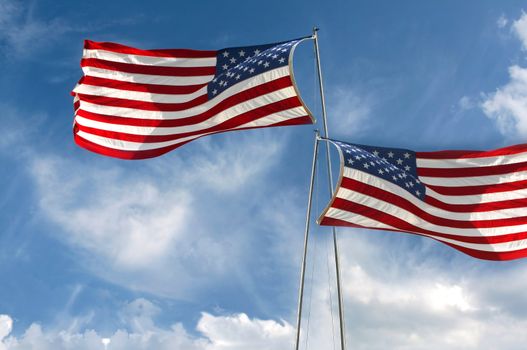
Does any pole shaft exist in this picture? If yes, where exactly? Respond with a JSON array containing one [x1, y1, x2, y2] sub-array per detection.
[[313, 27, 347, 350], [295, 131, 320, 350]]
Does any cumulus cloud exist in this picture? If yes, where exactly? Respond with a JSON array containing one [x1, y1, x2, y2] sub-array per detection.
[[297, 231, 527, 350], [513, 12, 527, 50], [482, 13, 527, 138], [0, 300, 293, 350]]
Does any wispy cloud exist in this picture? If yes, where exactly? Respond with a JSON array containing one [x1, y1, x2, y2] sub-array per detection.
[[0, 0, 73, 58], [28, 133, 289, 299], [327, 86, 373, 138]]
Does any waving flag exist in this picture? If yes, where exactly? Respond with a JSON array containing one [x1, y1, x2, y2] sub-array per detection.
[[72, 38, 314, 159], [318, 139, 527, 261]]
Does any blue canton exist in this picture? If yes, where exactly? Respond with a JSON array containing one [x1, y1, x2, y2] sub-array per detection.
[[207, 39, 299, 99], [334, 141, 426, 200]]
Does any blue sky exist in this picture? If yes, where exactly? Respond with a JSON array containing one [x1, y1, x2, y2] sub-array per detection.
[[2, 0, 527, 349]]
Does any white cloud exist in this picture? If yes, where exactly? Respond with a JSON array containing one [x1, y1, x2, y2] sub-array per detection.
[[292, 229, 527, 350], [0, 0, 73, 58], [327, 86, 372, 137], [0, 315, 12, 350], [481, 65, 527, 138], [0, 300, 293, 350], [512, 12, 527, 50], [497, 15, 508, 29], [481, 13, 527, 138], [28, 133, 289, 299]]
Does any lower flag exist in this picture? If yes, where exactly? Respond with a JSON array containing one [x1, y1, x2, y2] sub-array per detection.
[[318, 139, 527, 261]]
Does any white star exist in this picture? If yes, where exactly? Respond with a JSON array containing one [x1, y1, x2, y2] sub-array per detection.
[[212, 77, 217, 83], [347, 159, 354, 165], [219, 80, 224, 86], [235, 74, 241, 80], [416, 190, 421, 196], [278, 57, 285, 63], [345, 150, 351, 154], [230, 57, 236, 64], [370, 161, 375, 166], [212, 89, 218, 95], [239, 50, 245, 57], [378, 169, 384, 175], [222, 64, 228, 70], [409, 182, 414, 187], [222, 51, 229, 57], [384, 168, 390, 172], [396, 158, 403, 165], [392, 175, 398, 181], [373, 150, 379, 156], [388, 151, 394, 158], [249, 68, 255, 74], [263, 61, 270, 68], [405, 183, 410, 188], [355, 155, 361, 160], [382, 157, 387, 162], [254, 49, 261, 55], [404, 165, 411, 171], [243, 67, 248, 71], [402, 173, 407, 178], [272, 54, 278, 59], [258, 60, 263, 65], [363, 163, 370, 169], [404, 152, 410, 159]]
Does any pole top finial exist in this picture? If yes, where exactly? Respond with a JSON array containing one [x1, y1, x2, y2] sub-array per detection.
[[313, 26, 319, 32]]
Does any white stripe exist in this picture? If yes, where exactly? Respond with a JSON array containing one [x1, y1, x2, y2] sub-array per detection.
[[75, 67, 292, 120], [419, 171, 527, 187], [73, 84, 208, 103], [84, 49, 216, 67], [324, 208, 527, 253], [425, 186, 527, 205], [75, 109, 307, 152], [417, 151, 527, 169], [81, 66, 214, 86], [333, 172, 527, 237], [341, 168, 527, 220], [75, 104, 306, 136]]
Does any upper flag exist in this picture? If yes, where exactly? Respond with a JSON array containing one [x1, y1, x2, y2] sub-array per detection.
[[72, 38, 314, 159], [318, 139, 527, 261]]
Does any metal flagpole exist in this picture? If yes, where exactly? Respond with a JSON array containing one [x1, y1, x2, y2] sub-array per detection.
[[295, 130, 320, 350], [313, 27, 347, 350]]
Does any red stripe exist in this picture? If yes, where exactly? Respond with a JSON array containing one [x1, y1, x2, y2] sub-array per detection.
[[74, 115, 311, 160], [416, 143, 527, 159], [425, 179, 527, 195], [80, 76, 207, 94], [424, 195, 527, 213], [417, 161, 527, 178], [84, 40, 217, 58], [81, 58, 216, 77], [75, 96, 303, 143], [75, 76, 294, 127], [77, 92, 208, 112], [319, 217, 527, 261], [340, 177, 527, 228], [328, 197, 527, 245]]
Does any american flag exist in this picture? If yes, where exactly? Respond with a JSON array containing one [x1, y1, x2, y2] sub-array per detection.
[[72, 38, 314, 159], [318, 139, 527, 261]]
